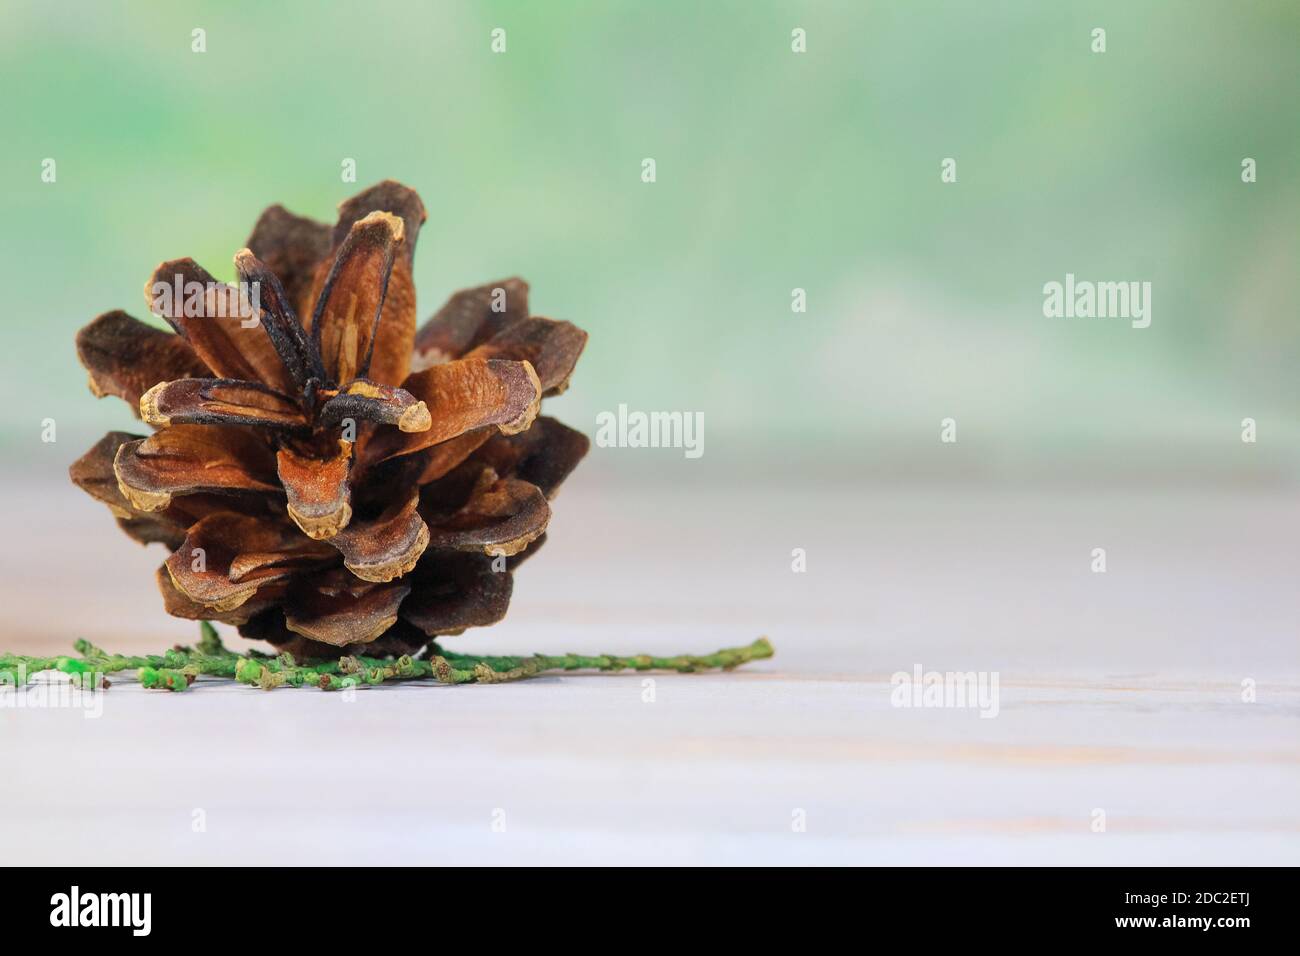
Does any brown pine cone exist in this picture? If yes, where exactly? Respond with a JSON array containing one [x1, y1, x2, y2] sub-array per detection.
[[69, 180, 588, 658]]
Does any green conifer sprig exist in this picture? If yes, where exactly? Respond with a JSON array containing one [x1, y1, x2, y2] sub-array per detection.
[[0, 623, 774, 693]]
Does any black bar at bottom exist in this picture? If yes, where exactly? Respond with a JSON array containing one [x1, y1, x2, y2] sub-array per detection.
[[9, 866, 1283, 941]]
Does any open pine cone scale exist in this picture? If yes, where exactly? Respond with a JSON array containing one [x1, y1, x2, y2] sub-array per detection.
[[70, 180, 588, 658]]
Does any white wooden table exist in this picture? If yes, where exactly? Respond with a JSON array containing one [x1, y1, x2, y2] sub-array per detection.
[[3, 469, 1297, 864]]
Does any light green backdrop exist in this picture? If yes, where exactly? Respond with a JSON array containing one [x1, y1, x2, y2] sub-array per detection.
[[1, 1, 1296, 480]]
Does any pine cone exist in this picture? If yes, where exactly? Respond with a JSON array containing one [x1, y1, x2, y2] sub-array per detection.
[[70, 181, 588, 658]]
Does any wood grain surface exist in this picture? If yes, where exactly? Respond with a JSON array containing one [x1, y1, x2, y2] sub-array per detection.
[[3, 469, 1297, 864]]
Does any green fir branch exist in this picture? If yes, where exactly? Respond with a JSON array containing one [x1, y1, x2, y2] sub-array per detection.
[[0, 624, 774, 693]]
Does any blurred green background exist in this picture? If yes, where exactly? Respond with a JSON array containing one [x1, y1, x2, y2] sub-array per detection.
[[1, 0, 1296, 482]]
